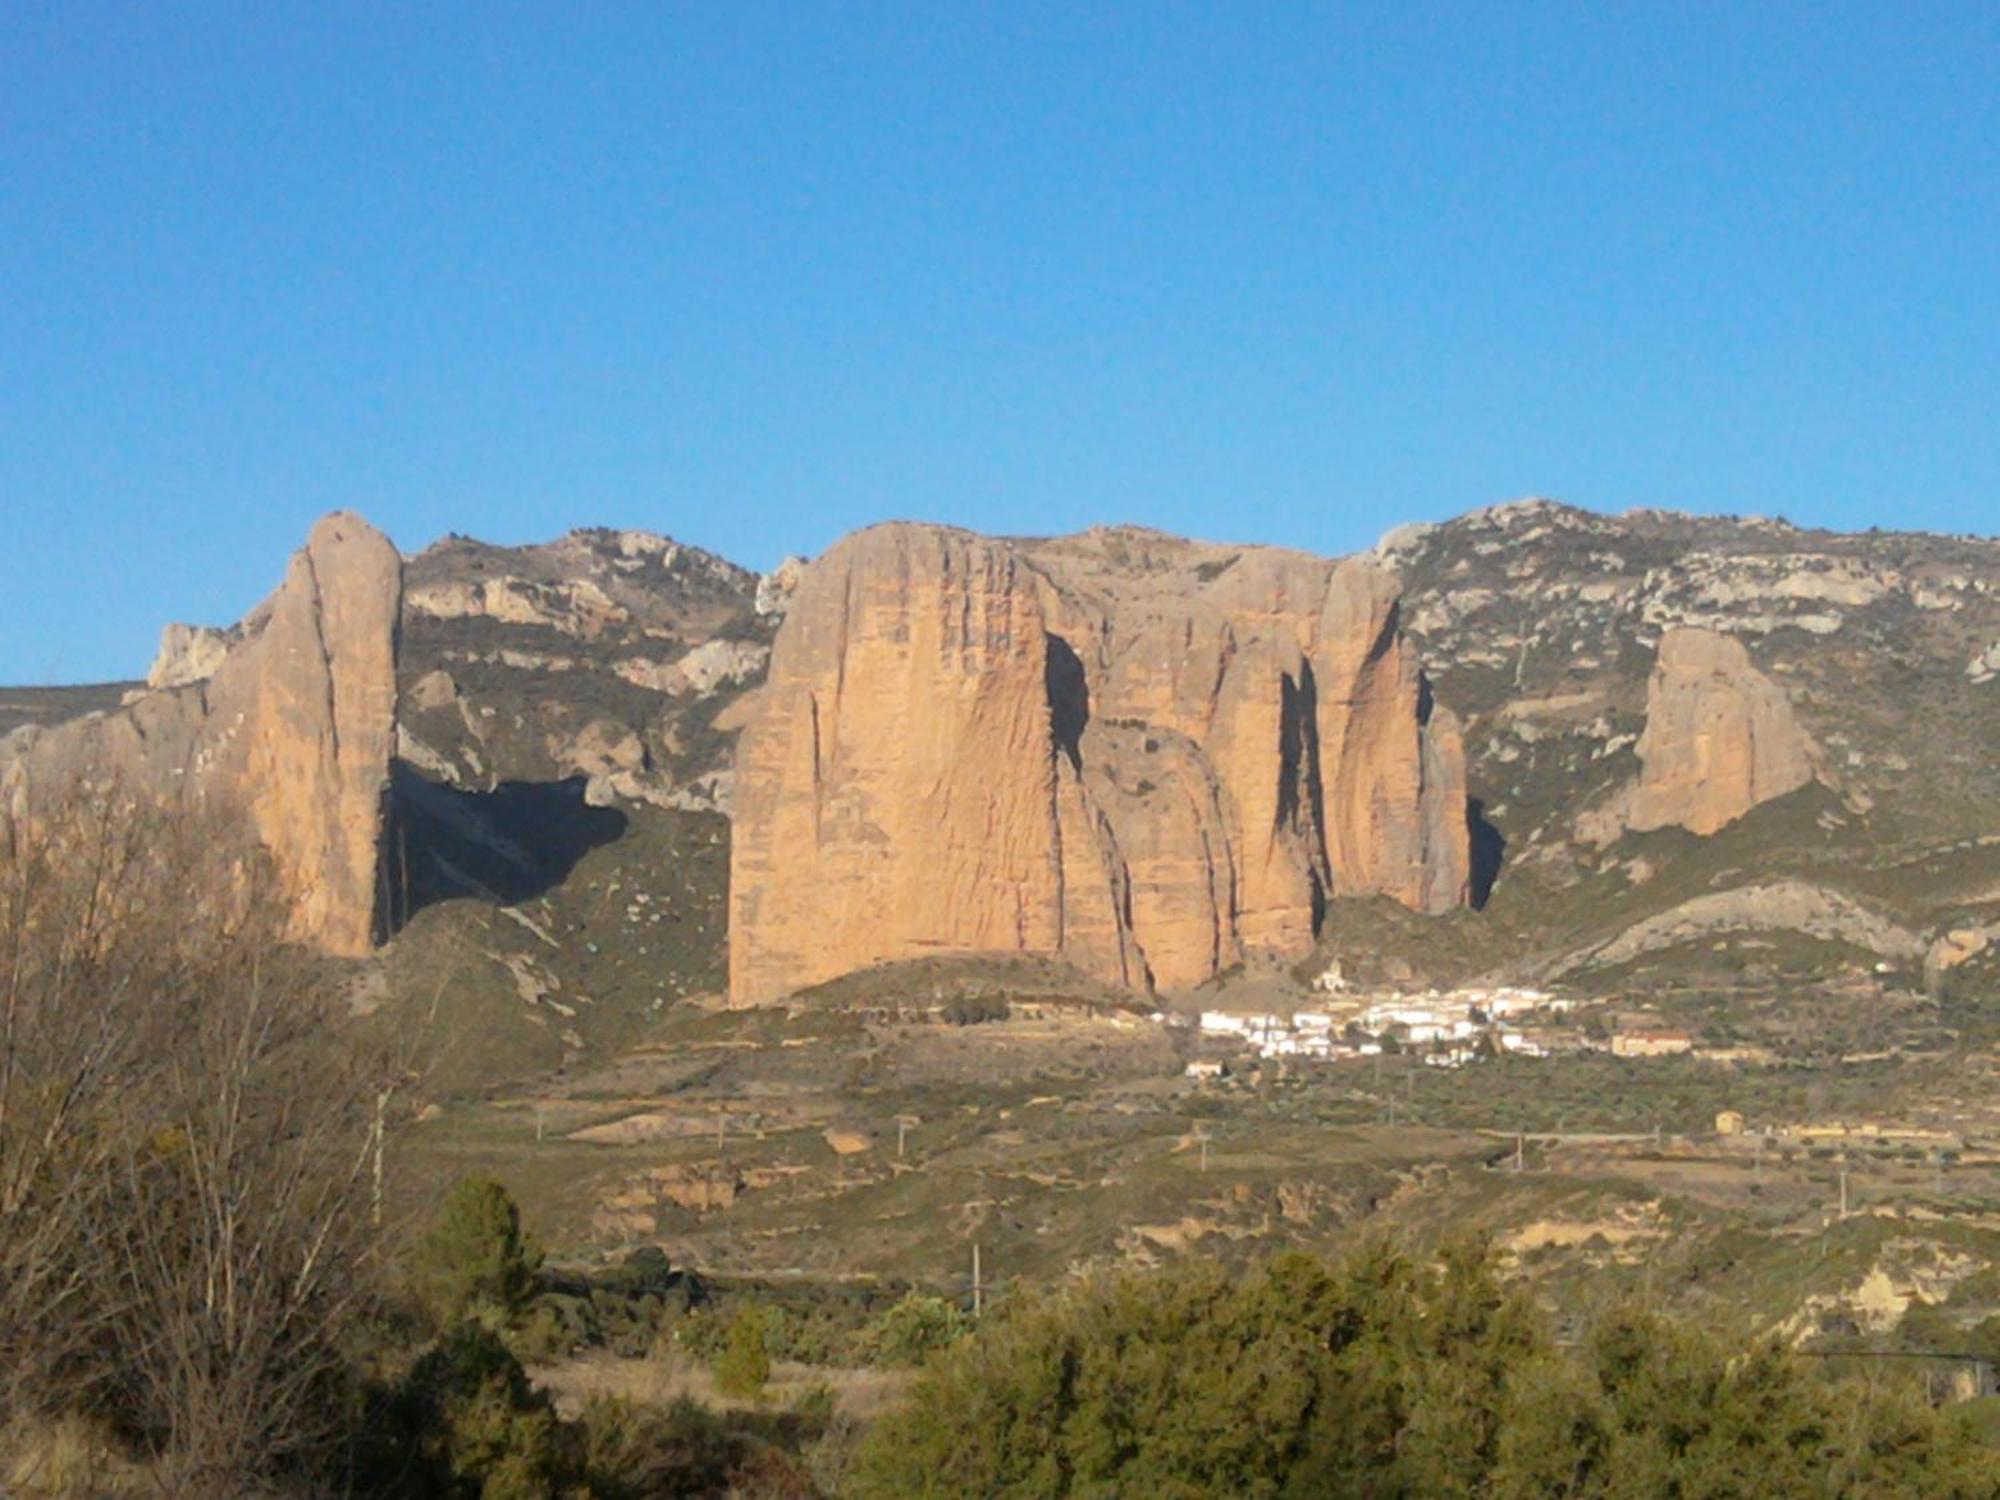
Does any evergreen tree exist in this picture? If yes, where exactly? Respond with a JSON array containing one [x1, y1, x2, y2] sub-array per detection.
[[713, 1304, 773, 1401], [416, 1175, 543, 1328]]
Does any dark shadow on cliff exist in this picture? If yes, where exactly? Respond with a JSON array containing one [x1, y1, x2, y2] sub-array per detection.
[[379, 760, 628, 934], [1468, 797, 1506, 910], [1278, 660, 1330, 930], [1046, 634, 1089, 772]]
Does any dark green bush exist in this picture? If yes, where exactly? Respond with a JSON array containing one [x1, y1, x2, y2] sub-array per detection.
[[940, 994, 1011, 1026], [849, 1239, 2000, 1499], [867, 1293, 972, 1367], [714, 1305, 773, 1401], [416, 1175, 543, 1328], [579, 1394, 736, 1499], [388, 1322, 587, 1499]]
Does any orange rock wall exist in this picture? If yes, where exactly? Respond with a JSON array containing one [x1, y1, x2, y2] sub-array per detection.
[[728, 523, 1471, 1004], [1623, 625, 1819, 836], [3, 513, 401, 955]]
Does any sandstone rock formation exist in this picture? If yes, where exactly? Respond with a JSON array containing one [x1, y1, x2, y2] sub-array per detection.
[[728, 523, 1471, 1004], [1313, 559, 1472, 916], [1580, 626, 1818, 842], [2, 513, 401, 955]]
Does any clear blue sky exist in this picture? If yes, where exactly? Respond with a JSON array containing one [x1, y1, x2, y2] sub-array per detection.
[[3, 3, 1995, 683]]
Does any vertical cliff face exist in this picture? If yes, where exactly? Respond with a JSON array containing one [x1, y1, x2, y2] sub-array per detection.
[[229, 513, 404, 953], [1312, 559, 1471, 915], [727, 523, 1471, 1004], [728, 526, 1099, 1005], [2, 512, 402, 956], [1622, 626, 1819, 835]]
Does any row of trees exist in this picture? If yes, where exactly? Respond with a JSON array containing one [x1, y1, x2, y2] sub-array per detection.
[[850, 1240, 2000, 1498], [370, 1184, 2000, 1498]]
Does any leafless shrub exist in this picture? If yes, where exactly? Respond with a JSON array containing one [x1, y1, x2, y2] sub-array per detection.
[[0, 780, 400, 1492]]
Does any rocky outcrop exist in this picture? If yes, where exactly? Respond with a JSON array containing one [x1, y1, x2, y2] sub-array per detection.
[[2, 513, 401, 955], [1926, 923, 1999, 991], [728, 527, 1102, 1005], [1313, 560, 1471, 915], [1581, 627, 1818, 841], [1628, 627, 1819, 834], [756, 556, 808, 618], [613, 639, 769, 696], [1565, 880, 1923, 973], [146, 622, 238, 688], [393, 527, 771, 807], [727, 523, 1471, 1004], [405, 574, 626, 637], [403, 529, 757, 641]]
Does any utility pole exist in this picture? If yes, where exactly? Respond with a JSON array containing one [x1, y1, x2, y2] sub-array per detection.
[[972, 1244, 984, 1318], [898, 1118, 910, 1158], [1515, 1133, 1525, 1173], [1839, 1165, 1850, 1220], [716, 1106, 725, 1153], [535, 1106, 545, 1143], [1199, 1132, 1210, 1173]]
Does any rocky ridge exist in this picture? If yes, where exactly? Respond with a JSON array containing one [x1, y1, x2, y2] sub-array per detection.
[[1362, 498, 1999, 994], [390, 527, 773, 815], [6, 498, 1996, 1065]]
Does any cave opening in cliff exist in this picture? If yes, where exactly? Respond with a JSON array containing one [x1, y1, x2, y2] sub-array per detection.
[[1045, 634, 1088, 772], [1468, 797, 1505, 910]]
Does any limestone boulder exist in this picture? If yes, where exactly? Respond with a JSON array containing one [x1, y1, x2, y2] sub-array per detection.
[[613, 639, 769, 696], [146, 621, 238, 688], [1926, 924, 1998, 991], [756, 555, 809, 618]]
